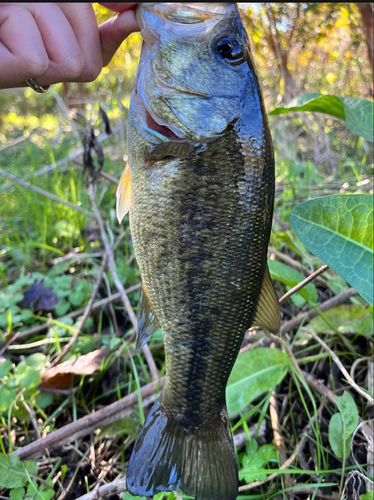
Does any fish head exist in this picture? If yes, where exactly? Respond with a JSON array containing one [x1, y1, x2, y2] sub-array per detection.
[[132, 2, 264, 150]]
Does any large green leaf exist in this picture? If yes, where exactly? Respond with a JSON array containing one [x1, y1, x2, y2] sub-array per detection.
[[226, 348, 287, 417], [289, 194, 374, 305], [269, 93, 374, 142], [306, 304, 373, 337], [0, 455, 38, 488]]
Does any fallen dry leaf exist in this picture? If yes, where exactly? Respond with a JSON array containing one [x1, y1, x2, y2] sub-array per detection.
[[40, 347, 110, 390], [19, 281, 61, 311]]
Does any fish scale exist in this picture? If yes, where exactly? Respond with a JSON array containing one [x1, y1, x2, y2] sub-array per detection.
[[117, 3, 280, 499]]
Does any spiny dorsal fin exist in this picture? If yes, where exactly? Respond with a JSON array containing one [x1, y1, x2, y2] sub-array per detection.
[[116, 163, 131, 223], [135, 281, 160, 355], [253, 265, 280, 334]]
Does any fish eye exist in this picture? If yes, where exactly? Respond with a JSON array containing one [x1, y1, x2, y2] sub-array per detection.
[[215, 35, 244, 65]]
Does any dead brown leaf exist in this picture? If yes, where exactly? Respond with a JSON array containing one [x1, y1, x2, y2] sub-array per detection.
[[40, 347, 110, 390]]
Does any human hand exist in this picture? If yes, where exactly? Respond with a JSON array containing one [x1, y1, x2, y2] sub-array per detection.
[[0, 2, 139, 89]]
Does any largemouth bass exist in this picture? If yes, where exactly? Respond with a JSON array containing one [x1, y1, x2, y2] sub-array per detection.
[[116, 3, 280, 499]]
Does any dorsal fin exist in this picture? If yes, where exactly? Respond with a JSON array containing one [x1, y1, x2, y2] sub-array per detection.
[[116, 163, 131, 223], [135, 281, 160, 355], [253, 265, 280, 334]]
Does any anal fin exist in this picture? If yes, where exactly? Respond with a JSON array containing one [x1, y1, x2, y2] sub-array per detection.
[[253, 265, 281, 334], [135, 281, 160, 354]]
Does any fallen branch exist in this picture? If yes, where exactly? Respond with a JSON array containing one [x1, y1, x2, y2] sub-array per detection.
[[0, 168, 94, 218], [280, 287, 358, 334], [13, 377, 165, 460]]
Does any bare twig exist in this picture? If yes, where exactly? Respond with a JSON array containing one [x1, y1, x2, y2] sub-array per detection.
[[268, 247, 327, 286], [88, 183, 159, 381], [100, 269, 119, 336], [285, 485, 338, 500], [20, 395, 41, 441], [50, 251, 103, 265], [13, 377, 165, 460], [72, 159, 118, 185], [279, 264, 329, 305], [304, 370, 335, 403], [141, 344, 159, 382], [269, 393, 291, 493], [0, 168, 94, 218], [351, 419, 374, 492], [0, 125, 122, 194], [49, 254, 108, 367], [71, 475, 128, 500], [306, 329, 374, 405], [350, 356, 372, 383], [57, 447, 91, 500], [88, 184, 137, 329], [0, 128, 47, 152]]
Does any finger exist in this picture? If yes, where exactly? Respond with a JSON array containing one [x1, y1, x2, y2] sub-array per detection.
[[0, 5, 49, 86], [58, 3, 102, 82], [99, 8, 140, 67], [28, 3, 85, 85], [98, 3, 138, 13]]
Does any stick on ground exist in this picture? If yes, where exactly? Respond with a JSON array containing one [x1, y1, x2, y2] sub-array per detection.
[[13, 377, 165, 460]]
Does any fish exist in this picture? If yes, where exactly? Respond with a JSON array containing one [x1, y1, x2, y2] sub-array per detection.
[[116, 3, 280, 499]]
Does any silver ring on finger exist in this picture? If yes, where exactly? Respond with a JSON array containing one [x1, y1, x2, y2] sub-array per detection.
[[25, 78, 50, 94]]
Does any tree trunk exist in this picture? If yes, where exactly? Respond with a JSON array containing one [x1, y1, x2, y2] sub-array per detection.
[[358, 3, 374, 82]]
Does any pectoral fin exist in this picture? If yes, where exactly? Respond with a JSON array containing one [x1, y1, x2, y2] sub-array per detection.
[[147, 141, 192, 161], [135, 281, 160, 354], [116, 163, 131, 223], [253, 265, 280, 334]]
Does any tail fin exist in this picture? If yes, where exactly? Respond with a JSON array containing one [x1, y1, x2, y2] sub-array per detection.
[[126, 400, 238, 500]]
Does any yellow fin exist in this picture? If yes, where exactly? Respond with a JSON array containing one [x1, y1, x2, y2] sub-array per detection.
[[253, 265, 280, 334], [135, 281, 160, 355], [116, 163, 131, 223]]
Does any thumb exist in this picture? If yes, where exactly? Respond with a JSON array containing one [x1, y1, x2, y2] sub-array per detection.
[[99, 8, 140, 67]]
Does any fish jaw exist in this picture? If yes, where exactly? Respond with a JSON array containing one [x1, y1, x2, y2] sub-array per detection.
[[133, 2, 258, 143]]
